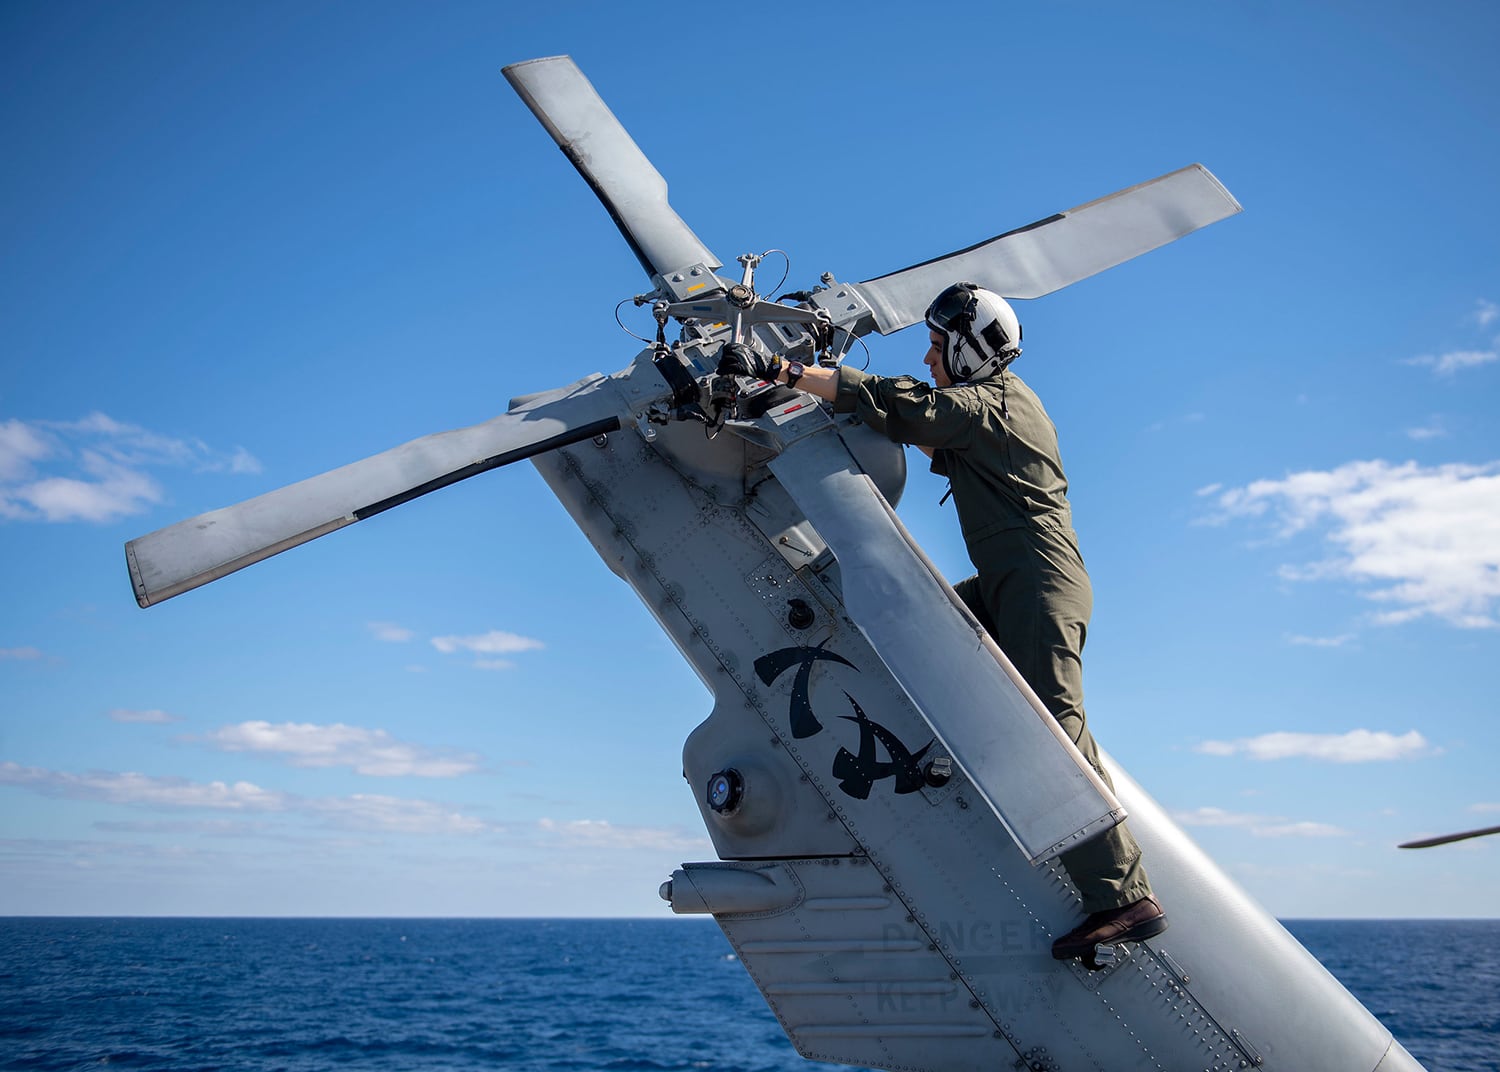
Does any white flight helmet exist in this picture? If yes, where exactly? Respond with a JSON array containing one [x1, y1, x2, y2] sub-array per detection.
[[924, 282, 1022, 383]]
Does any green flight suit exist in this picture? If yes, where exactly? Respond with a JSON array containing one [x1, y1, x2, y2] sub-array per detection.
[[833, 365, 1153, 913]]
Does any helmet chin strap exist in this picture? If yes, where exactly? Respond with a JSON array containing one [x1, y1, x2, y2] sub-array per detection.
[[942, 338, 963, 384]]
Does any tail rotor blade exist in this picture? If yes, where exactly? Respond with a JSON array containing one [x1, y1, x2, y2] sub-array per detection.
[[1399, 824, 1500, 849], [503, 56, 719, 281], [849, 164, 1242, 335], [125, 376, 624, 608]]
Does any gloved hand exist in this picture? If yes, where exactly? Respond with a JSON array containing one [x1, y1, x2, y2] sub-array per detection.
[[717, 342, 781, 381]]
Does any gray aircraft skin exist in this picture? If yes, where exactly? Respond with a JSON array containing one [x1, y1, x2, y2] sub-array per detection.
[[125, 56, 1426, 1072]]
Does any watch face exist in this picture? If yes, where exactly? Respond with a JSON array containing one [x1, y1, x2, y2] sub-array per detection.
[[788, 361, 805, 376]]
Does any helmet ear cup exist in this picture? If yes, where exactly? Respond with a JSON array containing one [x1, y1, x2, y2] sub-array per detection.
[[980, 319, 1011, 356]]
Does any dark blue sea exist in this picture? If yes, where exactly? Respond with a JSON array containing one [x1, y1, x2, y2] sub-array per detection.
[[1, 918, 1495, 1072]]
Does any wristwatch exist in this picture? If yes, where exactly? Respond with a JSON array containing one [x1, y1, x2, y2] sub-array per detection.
[[785, 361, 805, 390]]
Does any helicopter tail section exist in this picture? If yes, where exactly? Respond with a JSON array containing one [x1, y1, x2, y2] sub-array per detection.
[[662, 858, 1016, 1070], [769, 428, 1124, 865]]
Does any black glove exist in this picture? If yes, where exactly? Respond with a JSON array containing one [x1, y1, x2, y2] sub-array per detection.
[[717, 342, 780, 381]]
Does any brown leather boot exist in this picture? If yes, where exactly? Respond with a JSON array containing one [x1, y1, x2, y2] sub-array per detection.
[[1051, 896, 1168, 961]]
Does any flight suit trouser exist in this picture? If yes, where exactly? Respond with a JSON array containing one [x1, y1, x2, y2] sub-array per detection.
[[953, 526, 1154, 914]]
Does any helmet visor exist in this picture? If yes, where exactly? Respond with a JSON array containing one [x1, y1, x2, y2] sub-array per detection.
[[924, 283, 979, 332]]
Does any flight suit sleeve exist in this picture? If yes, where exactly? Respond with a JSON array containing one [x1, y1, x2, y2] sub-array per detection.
[[832, 367, 980, 451]]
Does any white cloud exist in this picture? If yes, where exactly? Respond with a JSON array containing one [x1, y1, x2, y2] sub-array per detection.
[[537, 817, 710, 853], [194, 720, 480, 777], [1250, 821, 1348, 838], [367, 621, 415, 643], [1398, 301, 1500, 376], [0, 762, 287, 810], [0, 762, 492, 835], [107, 708, 180, 724], [1404, 418, 1446, 441], [0, 836, 224, 868], [0, 413, 261, 524], [1403, 349, 1498, 376], [1172, 806, 1348, 838], [1470, 802, 1500, 814], [226, 446, 262, 475], [0, 418, 52, 480], [4, 450, 164, 522], [0, 646, 45, 660], [1285, 633, 1355, 648], [93, 818, 274, 837], [311, 794, 491, 834], [1174, 806, 1268, 827], [1147, 413, 1207, 433], [1194, 729, 1434, 763], [1208, 459, 1500, 628], [431, 630, 544, 655], [405, 629, 548, 669]]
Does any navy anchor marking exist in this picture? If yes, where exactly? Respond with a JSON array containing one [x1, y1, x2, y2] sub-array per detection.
[[832, 692, 931, 799], [756, 645, 934, 800], [754, 641, 854, 740]]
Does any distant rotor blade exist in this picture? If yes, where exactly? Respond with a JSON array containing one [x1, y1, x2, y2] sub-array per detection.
[[769, 431, 1123, 865], [1399, 824, 1500, 849], [848, 164, 1242, 335], [503, 55, 720, 280], [125, 376, 625, 608]]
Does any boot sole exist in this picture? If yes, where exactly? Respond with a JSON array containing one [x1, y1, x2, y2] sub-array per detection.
[[1115, 915, 1169, 945], [1051, 915, 1169, 960]]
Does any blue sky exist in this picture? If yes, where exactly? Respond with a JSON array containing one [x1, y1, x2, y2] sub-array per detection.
[[2, 1, 1497, 919]]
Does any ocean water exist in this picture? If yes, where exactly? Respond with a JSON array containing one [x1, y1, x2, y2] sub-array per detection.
[[1284, 920, 1498, 1072], [1, 918, 1494, 1072]]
